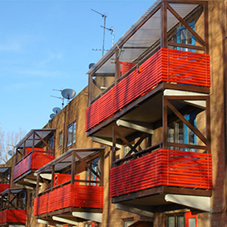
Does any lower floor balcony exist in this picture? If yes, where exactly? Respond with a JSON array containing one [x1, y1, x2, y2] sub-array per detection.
[[34, 183, 103, 216], [0, 209, 26, 226], [34, 148, 105, 226], [34, 183, 103, 226], [110, 149, 212, 212], [13, 152, 54, 186]]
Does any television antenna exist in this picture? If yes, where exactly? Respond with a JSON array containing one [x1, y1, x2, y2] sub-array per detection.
[[61, 88, 76, 101], [51, 89, 65, 108], [91, 9, 114, 56]]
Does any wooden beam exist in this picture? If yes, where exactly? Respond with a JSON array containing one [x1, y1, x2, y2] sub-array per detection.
[[161, 1, 168, 48], [92, 136, 121, 149], [74, 152, 101, 180], [116, 119, 154, 134], [166, 99, 208, 145], [167, 3, 205, 47], [115, 129, 137, 154]]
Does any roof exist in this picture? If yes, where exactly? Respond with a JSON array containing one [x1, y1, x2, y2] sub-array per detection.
[[87, 0, 206, 75], [35, 147, 105, 174], [15, 129, 55, 149]]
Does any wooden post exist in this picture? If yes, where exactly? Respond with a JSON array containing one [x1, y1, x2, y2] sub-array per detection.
[[112, 126, 116, 167], [161, 1, 167, 48], [163, 96, 168, 149], [115, 49, 120, 83], [51, 165, 55, 189], [71, 151, 76, 184]]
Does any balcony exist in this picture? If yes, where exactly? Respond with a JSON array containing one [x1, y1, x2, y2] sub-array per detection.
[[13, 129, 55, 188], [0, 167, 10, 194], [86, 48, 210, 133], [0, 188, 27, 226], [34, 147, 104, 226], [110, 148, 212, 212]]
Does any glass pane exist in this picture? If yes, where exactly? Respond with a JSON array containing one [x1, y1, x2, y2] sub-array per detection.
[[59, 132, 63, 147], [176, 121, 184, 144], [189, 218, 196, 227], [177, 216, 184, 227], [168, 216, 175, 227], [67, 124, 73, 146], [73, 122, 76, 143]]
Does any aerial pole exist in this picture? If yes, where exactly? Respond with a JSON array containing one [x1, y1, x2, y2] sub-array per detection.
[[91, 9, 107, 56]]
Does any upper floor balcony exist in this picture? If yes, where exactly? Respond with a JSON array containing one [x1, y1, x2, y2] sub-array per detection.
[[33, 147, 104, 227], [86, 0, 209, 137], [13, 129, 55, 188], [0, 167, 10, 194], [0, 188, 27, 226]]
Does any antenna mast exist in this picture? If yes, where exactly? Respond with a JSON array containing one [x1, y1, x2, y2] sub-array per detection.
[[91, 8, 107, 56]]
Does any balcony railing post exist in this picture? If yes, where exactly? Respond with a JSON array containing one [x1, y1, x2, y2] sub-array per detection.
[[115, 49, 120, 84], [163, 96, 168, 149], [161, 1, 167, 48]]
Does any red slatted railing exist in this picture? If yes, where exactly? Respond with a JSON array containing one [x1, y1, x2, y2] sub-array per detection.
[[33, 183, 104, 216], [13, 152, 55, 181], [0, 209, 26, 224], [0, 184, 10, 194], [109, 149, 212, 197], [86, 48, 210, 131]]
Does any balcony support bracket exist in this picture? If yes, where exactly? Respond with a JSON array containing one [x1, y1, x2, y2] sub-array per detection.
[[72, 211, 102, 223], [116, 119, 154, 134], [115, 203, 154, 219], [165, 194, 210, 212], [52, 216, 78, 226]]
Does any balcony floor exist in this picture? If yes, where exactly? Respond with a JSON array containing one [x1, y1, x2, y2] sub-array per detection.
[[113, 185, 211, 213]]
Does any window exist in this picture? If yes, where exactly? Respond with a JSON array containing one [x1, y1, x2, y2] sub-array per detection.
[[167, 113, 197, 151], [67, 121, 76, 147], [86, 157, 99, 186], [166, 212, 197, 227], [177, 20, 195, 52], [48, 135, 54, 149], [167, 214, 184, 227], [59, 131, 63, 147]]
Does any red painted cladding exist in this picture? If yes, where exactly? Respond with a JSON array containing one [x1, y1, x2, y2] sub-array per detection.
[[13, 152, 55, 181], [85, 48, 210, 131], [34, 184, 104, 216], [109, 149, 212, 197], [0, 209, 26, 224]]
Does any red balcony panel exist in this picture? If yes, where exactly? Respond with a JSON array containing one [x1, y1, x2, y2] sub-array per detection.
[[25, 147, 44, 156], [0, 184, 10, 194], [13, 152, 55, 181], [86, 48, 210, 131], [109, 149, 212, 197], [54, 173, 80, 186], [34, 184, 104, 216], [0, 209, 26, 224]]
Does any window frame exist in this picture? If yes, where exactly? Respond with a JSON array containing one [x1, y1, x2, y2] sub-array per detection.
[[58, 131, 63, 148], [67, 121, 76, 147]]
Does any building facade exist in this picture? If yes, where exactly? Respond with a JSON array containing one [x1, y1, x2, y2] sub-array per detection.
[[1, 0, 227, 226]]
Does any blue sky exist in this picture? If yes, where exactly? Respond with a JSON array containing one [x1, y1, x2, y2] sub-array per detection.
[[0, 0, 155, 135]]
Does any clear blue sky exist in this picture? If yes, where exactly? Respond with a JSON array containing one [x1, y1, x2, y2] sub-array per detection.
[[0, 0, 155, 135]]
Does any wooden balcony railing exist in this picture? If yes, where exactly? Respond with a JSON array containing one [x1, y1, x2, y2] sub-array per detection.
[[13, 152, 54, 181], [33, 183, 103, 216], [109, 149, 212, 197], [86, 48, 210, 131], [0, 209, 26, 225]]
